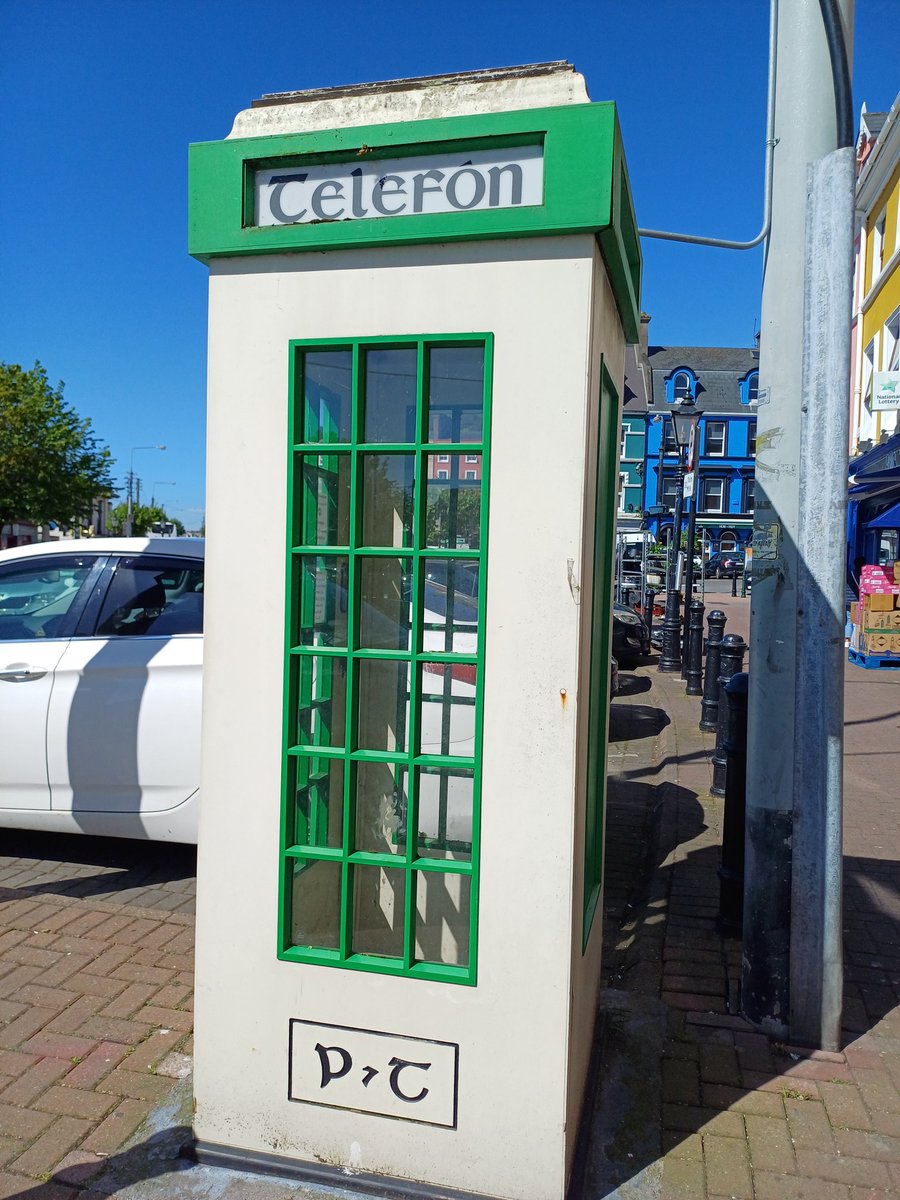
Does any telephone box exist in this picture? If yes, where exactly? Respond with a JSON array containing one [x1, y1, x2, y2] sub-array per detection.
[[190, 62, 640, 1200]]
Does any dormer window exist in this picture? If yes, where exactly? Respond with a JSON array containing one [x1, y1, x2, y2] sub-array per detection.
[[673, 371, 693, 402], [739, 370, 760, 405], [665, 367, 697, 405]]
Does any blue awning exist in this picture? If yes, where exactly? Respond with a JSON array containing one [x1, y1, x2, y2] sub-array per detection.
[[865, 499, 900, 529]]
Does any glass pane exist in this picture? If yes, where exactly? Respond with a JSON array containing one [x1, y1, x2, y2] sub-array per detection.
[[354, 762, 408, 856], [415, 872, 471, 966], [358, 558, 412, 650], [425, 456, 482, 549], [363, 348, 417, 443], [95, 557, 204, 639], [302, 351, 352, 444], [295, 556, 348, 648], [352, 865, 406, 958], [419, 663, 477, 758], [356, 659, 409, 753], [295, 656, 348, 749], [427, 346, 484, 444], [292, 756, 345, 849], [416, 768, 473, 862], [361, 454, 415, 548], [422, 559, 479, 654], [297, 453, 351, 547], [290, 858, 342, 950], [0, 554, 97, 641]]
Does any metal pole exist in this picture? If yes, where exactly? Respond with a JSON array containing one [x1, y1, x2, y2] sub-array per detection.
[[743, 0, 854, 1039], [681, 481, 700, 676], [659, 462, 685, 673], [789, 146, 853, 1051], [711, 634, 747, 798]]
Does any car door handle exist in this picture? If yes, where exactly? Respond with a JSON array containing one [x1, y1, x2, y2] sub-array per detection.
[[0, 665, 48, 682]]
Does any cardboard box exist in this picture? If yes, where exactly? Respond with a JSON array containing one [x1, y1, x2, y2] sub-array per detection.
[[865, 592, 896, 612], [850, 602, 858, 625], [867, 633, 892, 654], [892, 634, 900, 654], [894, 561, 900, 585]]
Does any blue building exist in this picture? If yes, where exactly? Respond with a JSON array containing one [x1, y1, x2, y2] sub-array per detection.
[[624, 330, 759, 556]]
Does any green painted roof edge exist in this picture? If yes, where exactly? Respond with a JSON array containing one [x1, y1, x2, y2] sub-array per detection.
[[188, 101, 641, 342]]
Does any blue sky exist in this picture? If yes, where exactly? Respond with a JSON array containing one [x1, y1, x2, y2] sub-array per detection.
[[1, 1, 897, 529]]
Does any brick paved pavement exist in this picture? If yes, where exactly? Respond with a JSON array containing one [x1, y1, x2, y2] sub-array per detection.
[[0, 835, 196, 1198]]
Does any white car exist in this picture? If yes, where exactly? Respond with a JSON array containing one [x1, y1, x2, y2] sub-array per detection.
[[0, 538, 203, 843], [0, 538, 477, 848]]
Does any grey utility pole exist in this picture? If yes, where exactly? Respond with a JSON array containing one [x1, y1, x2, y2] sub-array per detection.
[[743, 0, 854, 1049]]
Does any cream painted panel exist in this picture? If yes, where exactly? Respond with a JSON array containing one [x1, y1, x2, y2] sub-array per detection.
[[195, 236, 602, 1200]]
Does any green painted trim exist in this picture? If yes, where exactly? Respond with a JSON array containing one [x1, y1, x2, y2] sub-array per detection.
[[279, 334, 491, 984], [189, 104, 639, 341], [583, 357, 619, 950]]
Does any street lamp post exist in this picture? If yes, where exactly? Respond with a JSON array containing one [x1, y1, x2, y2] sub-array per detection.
[[680, 409, 703, 677], [125, 445, 166, 536], [658, 401, 698, 674]]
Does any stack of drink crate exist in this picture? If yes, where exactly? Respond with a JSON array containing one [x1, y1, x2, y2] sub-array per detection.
[[849, 563, 900, 669]]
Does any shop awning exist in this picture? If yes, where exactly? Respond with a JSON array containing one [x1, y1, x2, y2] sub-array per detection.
[[865, 499, 900, 530]]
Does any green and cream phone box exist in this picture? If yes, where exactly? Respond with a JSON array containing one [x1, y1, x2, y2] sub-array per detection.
[[190, 62, 639, 1200]]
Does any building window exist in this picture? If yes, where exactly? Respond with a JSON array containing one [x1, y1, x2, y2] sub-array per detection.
[[661, 475, 680, 508], [886, 308, 900, 372], [620, 430, 628, 458], [618, 471, 628, 511], [464, 454, 478, 463], [701, 477, 725, 513], [283, 336, 490, 985], [662, 418, 679, 454], [743, 478, 756, 512], [705, 421, 726, 456], [740, 370, 760, 406], [719, 532, 738, 552], [873, 209, 886, 282], [673, 371, 693, 402], [464, 469, 477, 479], [748, 421, 757, 456], [863, 338, 876, 409]]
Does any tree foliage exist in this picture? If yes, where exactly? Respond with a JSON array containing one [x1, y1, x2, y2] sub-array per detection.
[[0, 362, 114, 535], [107, 503, 184, 537]]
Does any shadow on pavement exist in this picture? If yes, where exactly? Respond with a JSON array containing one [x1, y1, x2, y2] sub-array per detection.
[[608, 702, 670, 743], [0, 829, 195, 903], [590, 659, 900, 1198]]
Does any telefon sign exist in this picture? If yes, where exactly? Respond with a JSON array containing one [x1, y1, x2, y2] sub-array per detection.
[[254, 145, 544, 226]]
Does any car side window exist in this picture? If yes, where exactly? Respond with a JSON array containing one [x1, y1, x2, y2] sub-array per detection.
[[95, 556, 204, 637], [0, 555, 98, 641]]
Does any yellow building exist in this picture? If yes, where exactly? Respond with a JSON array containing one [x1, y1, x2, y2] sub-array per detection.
[[851, 95, 900, 452]]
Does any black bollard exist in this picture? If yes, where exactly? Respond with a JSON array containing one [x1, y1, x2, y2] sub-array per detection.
[[685, 599, 706, 696], [731, 571, 738, 598], [717, 672, 749, 936], [699, 610, 727, 731], [710, 634, 747, 796], [644, 587, 657, 649], [658, 588, 682, 673]]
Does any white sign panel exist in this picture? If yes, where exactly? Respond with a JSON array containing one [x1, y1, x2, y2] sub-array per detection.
[[683, 471, 696, 499], [255, 145, 544, 227], [288, 1019, 459, 1128], [872, 372, 900, 411]]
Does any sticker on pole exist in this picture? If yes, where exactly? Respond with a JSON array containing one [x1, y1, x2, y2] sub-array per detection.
[[288, 1019, 459, 1128]]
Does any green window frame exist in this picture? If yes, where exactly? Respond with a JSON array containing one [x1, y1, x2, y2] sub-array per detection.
[[584, 359, 619, 946], [279, 335, 492, 985]]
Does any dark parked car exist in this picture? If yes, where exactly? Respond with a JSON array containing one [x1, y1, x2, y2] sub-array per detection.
[[612, 602, 650, 663], [704, 552, 745, 579]]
